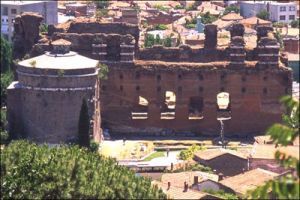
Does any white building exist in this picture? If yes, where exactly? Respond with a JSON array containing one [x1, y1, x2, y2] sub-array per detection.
[[240, 1, 297, 23], [1, 1, 58, 42]]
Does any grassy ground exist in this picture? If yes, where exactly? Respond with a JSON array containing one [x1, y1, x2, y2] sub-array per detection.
[[143, 151, 165, 161]]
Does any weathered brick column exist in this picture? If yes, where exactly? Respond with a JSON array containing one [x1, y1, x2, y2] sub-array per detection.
[[229, 24, 246, 69], [204, 24, 217, 49], [120, 43, 135, 63], [229, 36, 246, 69], [257, 34, 280, 69], [92, 43, 107, 61]]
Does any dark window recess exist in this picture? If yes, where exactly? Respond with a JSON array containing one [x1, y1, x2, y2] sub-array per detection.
[[120, 85, 123, 91], [242, 76, 247, 82], [120, 100, 123, 105], [119, 74, 123, 79], [178, 74, 182, 79], [199, 86, 203, 92], [11, 9, 17, 14], [198, 74, 204, 80], [263, 76, 268, 81], [157, 86, 161, 92], [157, 74, 161, 81], [220, 74, 226, 80], [241, 87, 246, 93], [135, 72, 140, 79], [263, 88, 268, 95], [136, 86, 140, 91], [178, 86, 182, 93], [101, 85, 107, 91], [220, 87, 225, 92], [188, 96, 204, 119]]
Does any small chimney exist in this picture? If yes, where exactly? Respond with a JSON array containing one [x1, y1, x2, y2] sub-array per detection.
[[218, 173, 224, 181]]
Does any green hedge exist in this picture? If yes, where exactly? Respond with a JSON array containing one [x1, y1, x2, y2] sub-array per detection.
[[1, 141, 167, 199]]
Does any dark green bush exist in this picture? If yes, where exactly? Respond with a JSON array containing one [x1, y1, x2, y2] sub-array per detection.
[[1, 140, 167, 199]]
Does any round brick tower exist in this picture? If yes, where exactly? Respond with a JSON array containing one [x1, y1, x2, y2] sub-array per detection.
[[7, 39, 101, 143]]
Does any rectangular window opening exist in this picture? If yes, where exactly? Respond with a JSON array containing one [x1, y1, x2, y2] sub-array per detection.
[[188, 97, 204, 120], [160, 91, 176, 120], [131, 96, 149, 120]]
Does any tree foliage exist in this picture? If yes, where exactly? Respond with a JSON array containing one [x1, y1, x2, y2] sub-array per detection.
[[200, 12, 217, 24], [1, 71, 14, 107], [223, 5, 240, 15], [1, 36, 12, 73], [248, 96, 299, 199], [0, 108, 9, 144], [256, 9, 270, 20], [97, 63, 109, 80], [78, 99, 90, 148], [179, 144, 206, 160], [1, 140, 167, 199], [290, 19, 299, 28]]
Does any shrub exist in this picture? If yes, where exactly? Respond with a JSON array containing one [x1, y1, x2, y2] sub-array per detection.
[[179, 144, 206, 160], [256, 9, 270, 20], [200, 12, 217, 24], [203, 189, 238, 199], [223, 5, 240, 15], [153, 5, 169, 12], [97, 63, 109, 80], [290, 19, 299, 28], [174, 5, 184, 10], [186, 23, 196, 29], [0, 71, 14, 107], [1, 141, 167, 199], [29, 60, 37, 67], [1, 36, 12, 73], [154, 24, 168, 30]]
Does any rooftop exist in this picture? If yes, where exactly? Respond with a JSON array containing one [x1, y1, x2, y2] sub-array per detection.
[[194, 148, 248, 161], [161, 171, 219, 188], [220, 168, 279, 196], [250, 144, 299, 159], [240, 16, 272, 26], [221, 12, 243, 21], [152, 180, 219, 200], [18, 51, 98, 70]]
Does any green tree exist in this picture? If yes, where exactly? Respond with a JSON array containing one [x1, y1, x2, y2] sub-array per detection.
[[223, 5, 240, 15], [155, 35, 162, 45], [163, 36, 172, 47], [0, 71, 14, 107], [1, 140, 167, 199], [97, 63, 109, 80], [1, 36, 12, 73], [144, 34, 155, 48], [0, 108, 9, 145], [248, 96, 299, 199], [290, 19, 299, 28], [200, 12, 217, 24], [256, 9, 270, 20], [153, 24, 168, 30], [39, 23, 48, 34], [78, 99, 90, 148]]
